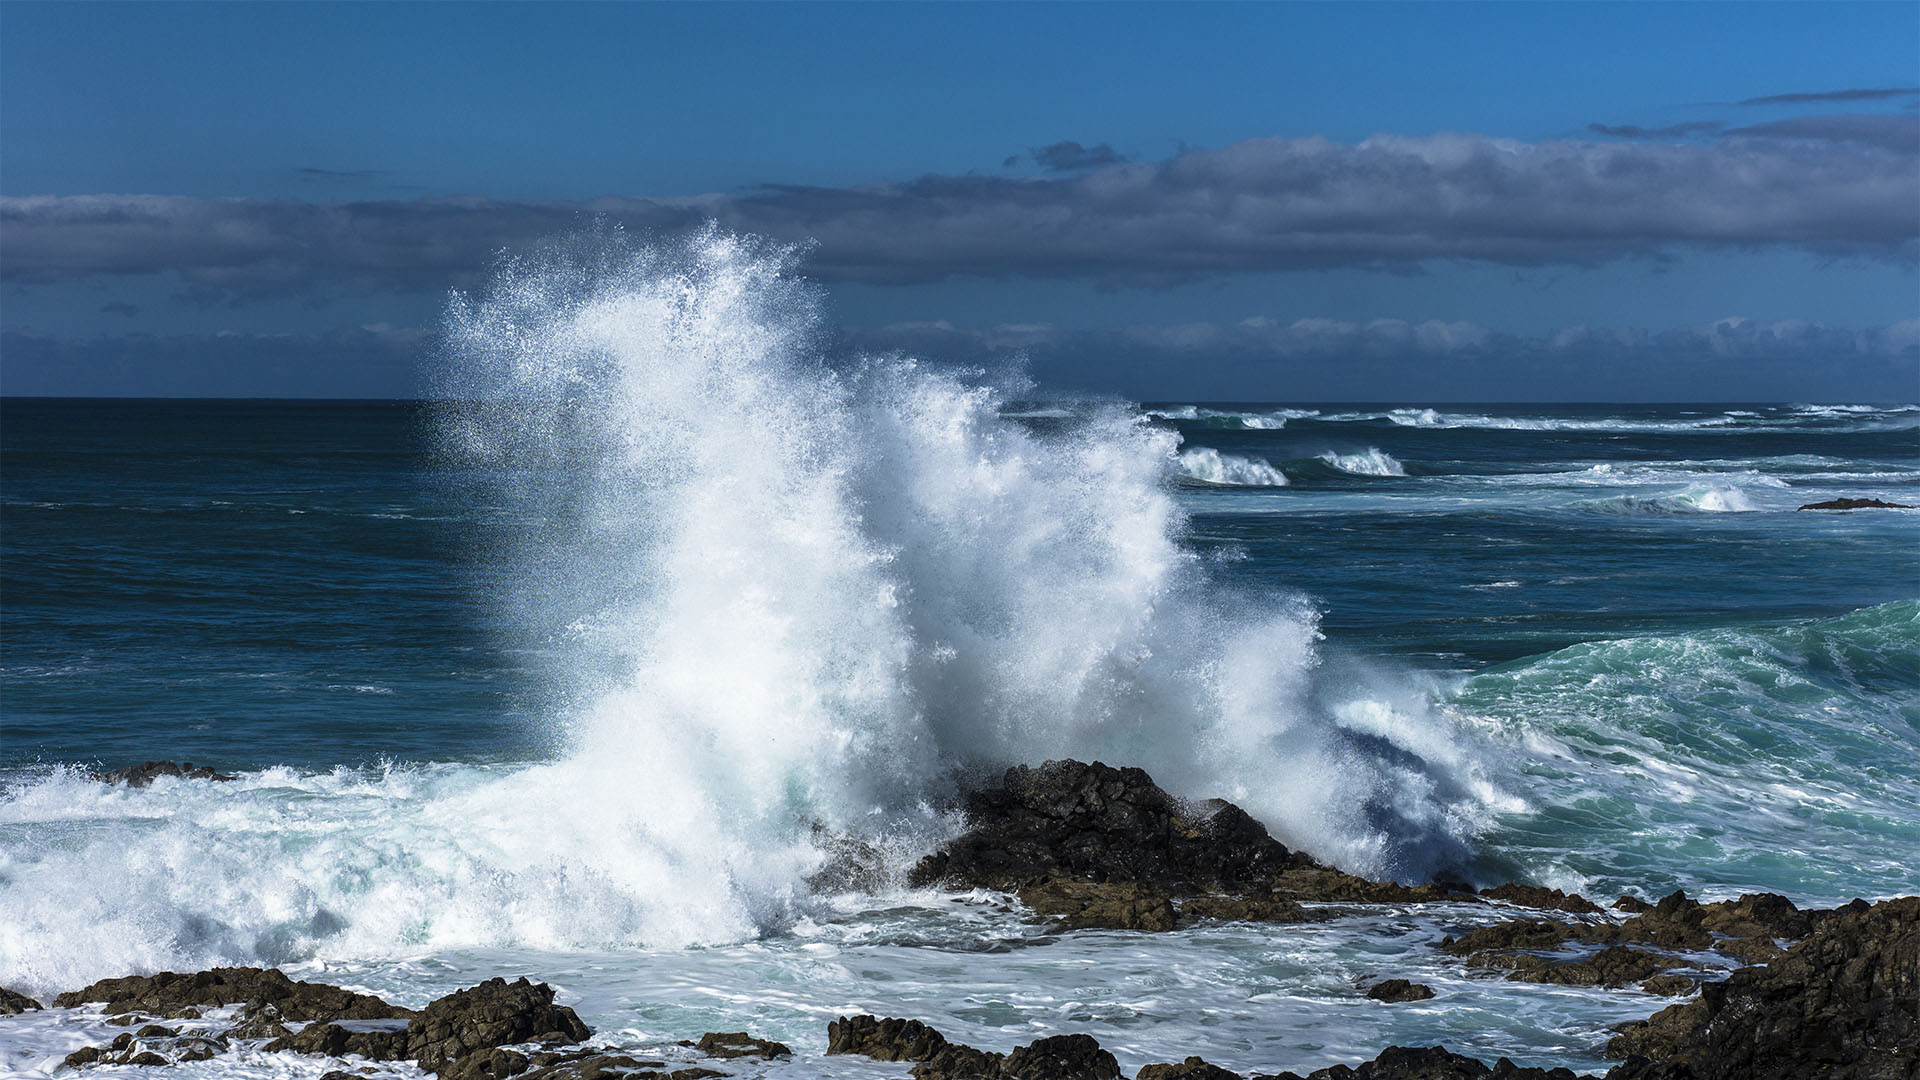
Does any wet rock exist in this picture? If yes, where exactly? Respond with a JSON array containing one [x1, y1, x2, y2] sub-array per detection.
[[908, 760, 1310, 893], [136, 1024, 177, 1039], [407, 976, 591, 1076], [1612, 896, 1654, 914], [1365, 979, 1436, 1002], [0, 986, 41, 1013], [1264, 1044, 1598, 1079], [1179, 893, 1315, 925], [91, 760, 235, 786], [227, 1000, 295, 1040], [1481, 884, 1602, 915], [1018, 879, 1178, 932], [913, 1043, 1007, 1080], [692, 1031, 790, 1059], [1265, 866, 1461, 904], [63, 1046, 106, 1069], [55, 966, 411, 1022], [173, 1035, 229, 1062], [127, 1050, 170, 1066], [266, 1019, 411, 1061], [1001, 1033, 1121, 1080], [105, 1013, 146, 1025], [442, 1047, 533, 1080], [1603, 896, 1920, 1079], [1139, 1057, 1243, 1079], [827, 1014, 953, 1060], [1797, 497, 1913, 510], [1508, 945, 1673, 988], [1637, 975, 1699, 997], [519, 1053, 672, 1080]]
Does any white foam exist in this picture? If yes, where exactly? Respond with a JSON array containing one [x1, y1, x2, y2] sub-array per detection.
[[1176, 447, 1289, 486], [1317, 449, 1407, 477]]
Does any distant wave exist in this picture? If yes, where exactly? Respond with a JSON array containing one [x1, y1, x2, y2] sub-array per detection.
[[1176, 447, 1289, 486], [1144, 403, 1920, 435], [1317, 448, 1406, 477], [1576, 482, 1763, 515]]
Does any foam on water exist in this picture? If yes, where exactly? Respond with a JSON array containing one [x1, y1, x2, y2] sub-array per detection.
[[1176, 447, 1289, 486], [1317, 448, 1407, 477], [0, 230, 1501, 998]]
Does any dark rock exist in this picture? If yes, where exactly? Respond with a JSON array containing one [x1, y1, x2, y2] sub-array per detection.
[[0, 986, 41, 1013], [1797, 497, 1913, 511], [913, 1043, 1007, 1080], [692, 1031, 790, 1059], [320, 1072, 366, 1080], [1179, 894, 1315, 925], [442, 1047, 532, 1080], [173, 1035, 229, 1062], [1612, 896, 1654, 914], [1637, 975, 1700, 997], [406, 977, 591, 1076], [227, 1000, 294, 1040], [827, 1014, 952, 1061], [55, 966, 411, 1022], [105, 1013, 146, 1025], [1602, 895, 1920, 1079], [136, 1024, 177, 1039], [1017, 879, 1178, 932], [519, 1054, 673, 1080], [91, 760, 235, 786], [1481, 884, 1602, 915], [63, 1046, 105, 1069], [1001, 1033, 1121, 1080], [1283, 1045, 1599, 1079], [1365, 979, 1436, 1002], [1508, 945, 1673, 988], [1265, 865, 1462, 904], [1139, 1057, 1243, 1080], [266, 1019, 411, 1061], [907, 760, 1310, 893]]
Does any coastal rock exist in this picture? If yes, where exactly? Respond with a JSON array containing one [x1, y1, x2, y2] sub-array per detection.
[[827, 1014, 953, 1060], [54, 967, 411, 1021], [91, 760, 235, 786], [1480, 884, 1602, 915], [1365, 979, 1436, 1002], [1637, 976, 1699, 997], [1001, 1033, 1121, 1080], [1179, 893, 1315, 925], [909, 760, 1310, 893], [692, 1031, 791, 1059], [60, 1031, 183, 1070], [1507, 946, 1671, 988], [1139, 1057, 1243, 1079], [1797, 497, 1914, 511], [1018, 879, 1178, 932], [1259, 1044, 1599, 1079], [518, 1054, 672, 1080], [442, 1047, 532, 1080], [1604, 896, 1920, 1079], [914, 1043, 1009, 1079], [406, 977, 592, 1076], [266, 1019, 411, 1061], [0, 985, 42, 1013]]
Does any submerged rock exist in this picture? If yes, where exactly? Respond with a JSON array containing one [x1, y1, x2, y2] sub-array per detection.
[[691, 1030, 791, 1059], [1605, 896, 1919, 1080], [1797, 497, 1914, 510], [91, 760, 235, 786], [54, 966, 411, 1021], [1365, 979, 1436, 1002], [826, 1014, 1123, 1080]]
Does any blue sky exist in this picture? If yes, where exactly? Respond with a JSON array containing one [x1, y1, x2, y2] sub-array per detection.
[[2, 1, 1916, 399]]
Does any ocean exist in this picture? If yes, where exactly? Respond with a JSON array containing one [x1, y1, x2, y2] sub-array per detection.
[[3, 237, 1916, 1077]]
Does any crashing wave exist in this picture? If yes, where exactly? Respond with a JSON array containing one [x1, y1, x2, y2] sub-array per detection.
[[1176, 448, 1289, 486]]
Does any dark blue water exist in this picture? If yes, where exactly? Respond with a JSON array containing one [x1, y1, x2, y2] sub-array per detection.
[[4, 398, 1916, 769]]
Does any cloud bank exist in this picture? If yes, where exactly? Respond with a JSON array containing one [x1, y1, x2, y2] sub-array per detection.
[[5, 130, 1914, 295]]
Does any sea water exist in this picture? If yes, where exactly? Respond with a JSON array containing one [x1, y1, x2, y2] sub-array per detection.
[[3, 232, 1916, 1077]]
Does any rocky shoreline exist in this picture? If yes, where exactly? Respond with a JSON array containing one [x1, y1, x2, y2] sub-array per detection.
[[9, 758, 1915, 1079]]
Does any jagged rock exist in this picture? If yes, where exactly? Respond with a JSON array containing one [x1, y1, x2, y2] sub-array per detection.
[[1262, 1044, 1598, 1079], [1480, 884, 1602, 915], [1266, 866, 1462, 904], [913, 1043, 1007, 1080], [1603, 896, 1919, 1079], [1638, 975, 1699, 997], [1179, 894, 1314, 925], [136, 1024, 177, 1039], [55, 966, 411, 1021], [91, 760, 235, 786], [0, 986, 41, 1013], [1365, 979, 1436, 1002], [266, 1019, 411, 1061], [1508, 946, 1673, 988], [227, 1000, 295, 1040], [59, 1031, 192, 1070], [907, 760, 1310, 893], [442, 1047, 533, 1080], [519, 1053, 672, 1080], [827, 1014, 952, 1060], [1018, 879, 1178, 931], [173, 1035, 229, 1062], [1139, 1057, 1243, 1079], [1797, 497, 1913, 510], [1612, 896, 1654, 914], [407, 977, 591, 1076], [1001, 1033, 1121, 1080], [692, 1031, 790, 1059]]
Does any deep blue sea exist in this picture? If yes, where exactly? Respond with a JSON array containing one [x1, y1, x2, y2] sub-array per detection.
[[3, 240, 1916, 1077]]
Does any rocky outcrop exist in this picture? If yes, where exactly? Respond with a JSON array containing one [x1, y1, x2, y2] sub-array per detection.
[[1139, 1057, 1244, 1079], [1605, 896, 1919, 1080], [690, 1031, 790, 1059], [1002, 1034, 1121, 1079], [54, 966, 411, 1021], [0, 985, 41, 1013], [91, 760, 235, 786], [265, 1019, 411, 1061], [406, 977, 592, 1076], [1365, 979, 1436, 1003], [1439, 890, 1825, 987], [1260, 1045, 1598, 1080], [1479, 884, 1602, 915], [826, 1014, 1123, 1080], [1797, 497, 1914, 510], [828, 1014, 953, 1060], [61, 1030, 228, 1069]]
